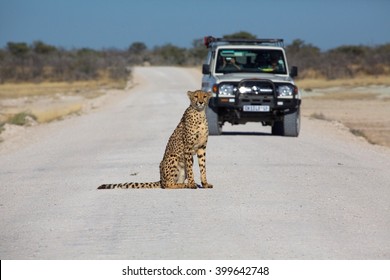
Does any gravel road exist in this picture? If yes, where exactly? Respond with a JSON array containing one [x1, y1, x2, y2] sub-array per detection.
[[1, 67, 389, 259]]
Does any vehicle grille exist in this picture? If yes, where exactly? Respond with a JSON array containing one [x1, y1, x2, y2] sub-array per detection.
[[238, 79, 275, 96]]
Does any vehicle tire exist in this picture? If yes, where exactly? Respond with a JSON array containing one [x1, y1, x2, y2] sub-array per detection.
[[272, 108, 300, 137], [206, 106, 222, 135]]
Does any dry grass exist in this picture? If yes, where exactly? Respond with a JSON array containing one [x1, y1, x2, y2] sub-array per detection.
[[299, 73, 390, 147], [302, 83, 390, 148], [300, 75, 390, 148], [309, 92, 380, 100], [309, 112, 328, 121], [0, 102, 84, 126], [296, 75, 390, 90], [0, 77, 126, 128], [6, 112, 37, 126], [32, 103, 83, 123], [0, 79, 124, 99]]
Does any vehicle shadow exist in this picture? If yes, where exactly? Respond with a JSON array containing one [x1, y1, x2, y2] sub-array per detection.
[[220, 131, 273, 136]]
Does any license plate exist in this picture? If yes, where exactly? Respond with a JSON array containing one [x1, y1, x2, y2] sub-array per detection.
[[243, 105, 270, 112]]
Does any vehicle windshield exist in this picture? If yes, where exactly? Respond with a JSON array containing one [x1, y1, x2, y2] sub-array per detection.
[[215, 49, 287, 74]]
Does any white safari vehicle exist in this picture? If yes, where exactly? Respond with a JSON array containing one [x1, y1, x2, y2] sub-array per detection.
[[201, 36, 301, 136]]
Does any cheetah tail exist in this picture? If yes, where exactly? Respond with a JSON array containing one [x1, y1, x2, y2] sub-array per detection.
[[97, 181, 161, 190]]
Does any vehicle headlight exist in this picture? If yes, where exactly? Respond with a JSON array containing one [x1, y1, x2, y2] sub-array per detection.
[[277, 85, 295, 97], [219, 84, 235, 96]]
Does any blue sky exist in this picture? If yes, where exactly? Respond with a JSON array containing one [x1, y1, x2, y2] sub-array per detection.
[[0, 0, 389, 50]]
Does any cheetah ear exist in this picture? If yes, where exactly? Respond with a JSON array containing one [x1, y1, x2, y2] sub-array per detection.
[[187, 91, 194, 98], [206, 91, 212, 98]]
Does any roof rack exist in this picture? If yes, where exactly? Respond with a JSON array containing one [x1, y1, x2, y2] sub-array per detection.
[[204, 36, 284, 48]]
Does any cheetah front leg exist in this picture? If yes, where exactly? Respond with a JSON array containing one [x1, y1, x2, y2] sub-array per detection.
[[184, 150, 197, 189], [197, 146, 213, 188]]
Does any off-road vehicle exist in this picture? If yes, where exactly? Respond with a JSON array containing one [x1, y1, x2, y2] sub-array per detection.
[[201, 36, 301, 136]]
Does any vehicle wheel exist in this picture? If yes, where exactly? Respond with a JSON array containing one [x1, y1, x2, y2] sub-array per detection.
[[206, 106, 222, 135], [272, 108, 300, 137]]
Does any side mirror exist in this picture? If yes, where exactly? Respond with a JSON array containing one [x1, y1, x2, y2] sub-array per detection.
[[290, 66, 298, 78], [202, 64, 210, 75]]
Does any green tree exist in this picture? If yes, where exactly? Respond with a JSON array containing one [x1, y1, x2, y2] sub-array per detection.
[[152, 44, 186, 65], [128, 42, 147, 54], [286, 39, 321, 78], [32, 41, 57, 54], [7, 42, 29, 56], [128, 42, 148, 65], [223, 31, 257, 39], [286, 39, 320, 55], [330, 45, 368, 57], [187, 38, 208, 65]]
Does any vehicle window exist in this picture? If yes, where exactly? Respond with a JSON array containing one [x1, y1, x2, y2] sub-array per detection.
[[216, 49, 286, 74]]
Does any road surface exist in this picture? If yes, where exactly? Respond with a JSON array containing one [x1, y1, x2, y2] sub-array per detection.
[[1, 67, 389, 259]]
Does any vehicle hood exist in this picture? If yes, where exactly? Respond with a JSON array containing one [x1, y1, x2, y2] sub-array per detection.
[[215, 73, 294, 84]]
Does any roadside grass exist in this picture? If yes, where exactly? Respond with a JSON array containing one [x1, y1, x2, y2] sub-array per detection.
[[7, 111, 37, 126], [309, 112, 328, 121], [0, 111, 38, 136], [296, 75, 390, 90], [308, 111, 386, 146], [33, 103, 84, 123], [303, 86, 390, 147], [1, 102, 84, 127], [349, 128, 378, 145], [0, 77, 125, 130], [309, 92, 379, 100], [0, 79, 125, 99]]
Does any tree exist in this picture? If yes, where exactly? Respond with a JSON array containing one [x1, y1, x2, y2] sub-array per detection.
[[152, 44, 186, 65], [7, 42, 29, 56], [32, 41, 57, 54], [286, 39, 321, 78], [223, 31, 257, 39], [128, 42, 148, 65], [128, 42, 147, 54], [187, 38, 208, 65], [286, 39, 320, 55]]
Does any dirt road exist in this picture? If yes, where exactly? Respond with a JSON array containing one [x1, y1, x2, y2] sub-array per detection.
[[1, 67, 389, 259]]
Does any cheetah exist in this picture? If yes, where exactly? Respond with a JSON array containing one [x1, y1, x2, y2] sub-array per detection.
[[98, 90, 213, 189]]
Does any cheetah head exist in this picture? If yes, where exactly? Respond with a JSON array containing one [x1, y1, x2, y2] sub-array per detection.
[[187, 90, 212, 111]]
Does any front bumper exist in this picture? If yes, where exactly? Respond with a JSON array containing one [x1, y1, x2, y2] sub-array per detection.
[[209, 79, 301, 123]]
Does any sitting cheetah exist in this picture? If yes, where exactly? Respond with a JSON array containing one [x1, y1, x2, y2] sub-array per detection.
[[98, 90, 213, 189]]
